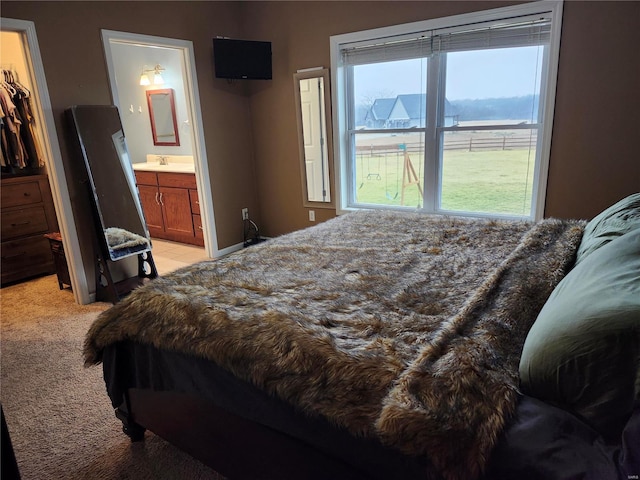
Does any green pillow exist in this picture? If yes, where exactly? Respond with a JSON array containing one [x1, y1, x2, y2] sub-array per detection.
[[519, 228, 640, 441], [575, 192, 640, 265]]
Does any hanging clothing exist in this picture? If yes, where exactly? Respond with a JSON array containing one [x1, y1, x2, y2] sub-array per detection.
[[0, 86, 26, 168], [1, 103, 9, 168], [0, 69, 44, 171], [15, 90, 43, 167]]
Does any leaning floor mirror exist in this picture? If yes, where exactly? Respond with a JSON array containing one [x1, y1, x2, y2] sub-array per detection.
[[293, 68, 334, 209], [68, 105, 151, 261], [67, 105, 157, 303]]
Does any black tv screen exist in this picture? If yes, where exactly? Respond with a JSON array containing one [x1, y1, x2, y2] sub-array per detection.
[[213, 38, 272, 80]]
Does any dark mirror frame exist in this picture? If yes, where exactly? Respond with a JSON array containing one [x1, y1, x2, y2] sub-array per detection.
[[146, 88, 180, 146], [67, 105, 151, 262]]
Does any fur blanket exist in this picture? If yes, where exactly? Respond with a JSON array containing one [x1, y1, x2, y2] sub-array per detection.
[[104, 227, 150, 259], [85, 210, 585, 480]]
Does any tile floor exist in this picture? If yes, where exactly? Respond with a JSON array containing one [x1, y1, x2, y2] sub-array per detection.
[[150, 238, 210, 275]]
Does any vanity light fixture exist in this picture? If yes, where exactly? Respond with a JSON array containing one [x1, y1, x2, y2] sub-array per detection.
[[139, 73, 150, 86], [139, 64, 165, 86]]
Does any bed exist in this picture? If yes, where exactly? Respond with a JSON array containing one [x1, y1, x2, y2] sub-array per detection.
[[84, 197, 640, 480]]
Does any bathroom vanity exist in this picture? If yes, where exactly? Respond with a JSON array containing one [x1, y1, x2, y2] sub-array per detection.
[[133, 159, 203, 247]]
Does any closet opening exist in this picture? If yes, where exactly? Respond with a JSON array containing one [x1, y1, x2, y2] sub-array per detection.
[[1, 18, 89, 304]]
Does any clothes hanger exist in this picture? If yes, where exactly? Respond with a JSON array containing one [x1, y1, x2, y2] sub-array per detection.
[[6, 70, 30, 98], [1, 79, 17, 97], [1, 70, 17, 96]]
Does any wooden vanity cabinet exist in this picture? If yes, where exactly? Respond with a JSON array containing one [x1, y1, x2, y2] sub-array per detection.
[[134, 171, 204, 246], [189, 189, 204, 243], [1, 174, 58, 285], [137, 183, 164, 233]]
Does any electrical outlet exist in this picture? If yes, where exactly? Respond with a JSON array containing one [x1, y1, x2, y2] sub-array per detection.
[[309, 210, 315, 222], [242, 208, 249, 220]]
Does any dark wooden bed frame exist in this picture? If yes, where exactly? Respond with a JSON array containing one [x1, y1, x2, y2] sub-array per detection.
[[117, 388, 377, 480]]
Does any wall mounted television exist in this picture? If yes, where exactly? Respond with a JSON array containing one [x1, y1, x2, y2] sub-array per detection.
[[213, 38, 272, 80]]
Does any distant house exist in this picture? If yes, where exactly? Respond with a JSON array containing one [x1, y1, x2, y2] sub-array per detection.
[[363, 98, 396, 128], [364, 94, 459, 128], [387, 94, 424, 128]]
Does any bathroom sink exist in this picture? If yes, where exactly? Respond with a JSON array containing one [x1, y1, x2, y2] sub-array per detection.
[[132, 155, 195, 173]]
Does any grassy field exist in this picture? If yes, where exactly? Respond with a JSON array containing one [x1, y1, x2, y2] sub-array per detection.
[[354, 148, 535, 216]]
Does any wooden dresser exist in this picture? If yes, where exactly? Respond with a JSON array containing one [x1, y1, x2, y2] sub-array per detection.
[[1, 174, 58, 285]]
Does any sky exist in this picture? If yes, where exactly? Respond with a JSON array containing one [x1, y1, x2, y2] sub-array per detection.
[[354, 46, 544, 104]]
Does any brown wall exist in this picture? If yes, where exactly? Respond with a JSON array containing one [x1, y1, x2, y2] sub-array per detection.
[[546, 1, 640, 218], [243, 1, 521, 236], [244, 0, 640, 237], [4, 1, 640, 248], [2, 1, 258, 251]]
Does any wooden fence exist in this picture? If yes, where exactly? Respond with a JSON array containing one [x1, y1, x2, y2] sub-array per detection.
[[444, 135, 537, 151], [355, 134, 537, 155]]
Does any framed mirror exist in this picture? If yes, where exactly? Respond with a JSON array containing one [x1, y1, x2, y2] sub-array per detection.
[[293, 68, 334, 208], [146, 88, 180, 146], [67, 105, 151, 261]]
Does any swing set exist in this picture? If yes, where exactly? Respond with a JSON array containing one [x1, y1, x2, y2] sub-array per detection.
[[358, 143, 423, 206], [399, 143, 423, 205]]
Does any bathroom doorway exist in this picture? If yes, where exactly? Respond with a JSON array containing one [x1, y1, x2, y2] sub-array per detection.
[[101, 30, 218, 264]]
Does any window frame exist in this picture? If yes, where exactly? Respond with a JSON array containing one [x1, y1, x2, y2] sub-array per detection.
[[330, 1, 564, 220]]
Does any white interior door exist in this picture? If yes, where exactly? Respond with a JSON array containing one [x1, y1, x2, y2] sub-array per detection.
[[300, 77, 330, 202]]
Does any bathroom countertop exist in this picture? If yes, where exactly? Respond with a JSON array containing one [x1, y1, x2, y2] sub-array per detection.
[[132, 162, 195, 174]]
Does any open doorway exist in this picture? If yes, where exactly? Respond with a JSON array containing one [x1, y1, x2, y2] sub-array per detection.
[[101, 30, 218, 266]]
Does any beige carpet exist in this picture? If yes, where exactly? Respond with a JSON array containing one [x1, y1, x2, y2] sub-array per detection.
[[0, 275, 225, 480]]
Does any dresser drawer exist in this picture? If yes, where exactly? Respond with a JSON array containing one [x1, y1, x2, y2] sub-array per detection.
[[189, 189, 201, 215], [158, 172, 197, 189], [193, 214, 203, 240], [1, 235, 54, 284], [1, 181, 43, 208], [134, 170, 158, 186], [1, 205, 50, 241]]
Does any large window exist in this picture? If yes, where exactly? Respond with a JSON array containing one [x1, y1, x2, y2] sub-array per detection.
[[330, 2, 563, 219]]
